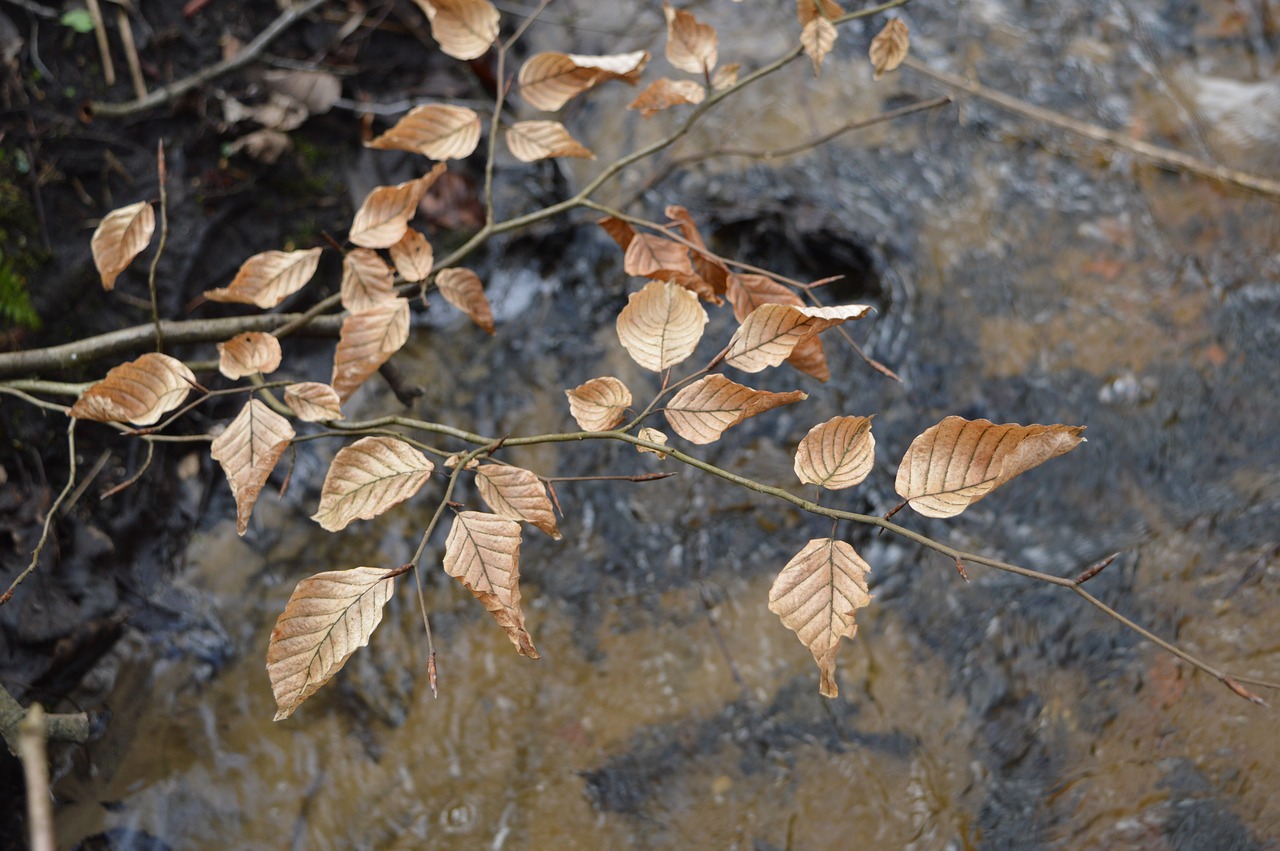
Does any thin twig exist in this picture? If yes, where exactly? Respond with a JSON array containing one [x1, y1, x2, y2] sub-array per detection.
[[17, 704, 55, 851], [147, 141, 167, 351], [0, 421, 77, 607], [99, 440, 155, 499], [86, 0, 115, 87], [115, 4, 147, 100]]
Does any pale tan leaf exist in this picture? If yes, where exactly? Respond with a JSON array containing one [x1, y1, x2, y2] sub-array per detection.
[[226, 128, 293, 164], [768, 537, 872, 698], [204, 248, 323, 309], [794, 416, 874, 490], [802, 17, 837, 75], [262, 69, 342, 114], [444, 511, 538, 658], [505, 120, 595, 162], [615, 280, 708, 372], [210, 399, 295, 535], [623, 233, 694, 280], [627, 77, 706, 118], [266, 566, 397, 720], [565, 376, 632, 431], [518, 50, 649, 112], [312, 436, 435, 532], [895, 416, 1086, 518], [434, 267, 494, 334], [69, 353, 196, 426], [341, 248, 397, 312], [389, 230, 435, 282], [597, 216, 637, 252], [636, 427, 669, 460], [331, 298, 411, 402], [411, 0, 499, 60], [869, 18, 909, 80], [664, 374, 807, 445], [349, 167, 446, 249], [476, 464, 561, 539], [711, 62, 740, 90], [92, 201, 155, 291], [796, 0, 843, 26], [283, 382, 344, 422], [724, 303, 871, 373], [663, 3, 718, 75], [726, 273, 828, 381], [367, 106, 482, 160], [666, 205, 729, 296], [217, 331, 283, 379]]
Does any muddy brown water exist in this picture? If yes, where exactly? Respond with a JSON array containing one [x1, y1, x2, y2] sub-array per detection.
[[35, 2, 1280, 849]]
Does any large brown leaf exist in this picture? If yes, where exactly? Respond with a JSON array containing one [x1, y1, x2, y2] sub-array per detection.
[[616, 280, 708, 372], [388, 230, 435, 282], [627, 78, 706, 118], [70, 353, 196, 426], [340, 248, 397, 312], [367, 106, 481, 160], [210, 399, 295, 535], [434, 268, 494, 334], [475, 464, 561, 539], [311, 436, 435, 532], [505, 120, 594, 162], [623, 232, 694, 280], [565, 376, 632, 431], [801, 17, 837, 75], [91, 200, 155, 291], [519, 50, 649, 112], [794, 416, 875, 490], [217, 331, 283, 379], [266, 566, 397, 720], [664, 374, 807, 444], [331, 298, 411, 402], [348, 166, 445, 249], [283, 382, 344, 422], [768, 537, 872, 698], [444, 511, 538, 658], [724, 303, 871, 373], [411, 0, 499, 60], [895, 416, 1086, 518], [663, 3, 717, 75], [725, 274, 829, 381], [869, 18, 909, 80], [204, 248, 323, 308]]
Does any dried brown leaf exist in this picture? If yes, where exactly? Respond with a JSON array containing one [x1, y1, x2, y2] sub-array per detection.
[[711, 62, 740, 90], [615, 280, 708, 372], [91, 201, 155, 291], [349, 166, 445, 249], [69, 352, 196, 426], [217, 331, 283, 380], [801, 17, 837, 75], [663, 3, 718, 75], [895, 416, 1086, 518], [565, 376, 632, 431], [367, 106, 481, 160], [266, 566, 397, 720], [210, 399, 295, 535], [341, 248, 397, 312], [665, 205, 729, 296], [312, 436, 435, 532], [637, 427, 669, 459], [768, 537, 872, 698], [725, 273, 829, 381], [203, 248, 323, 309], [519, 50, 649, 112], [869, 18, 909, 80], [476, 464, 561, 539], [623, 233, 694, 280], [283, 382, 344, 422], [597, 216, 637, 252], [331, 298, 411, 402], [796, 0, 844, 25], [434, 267, 494, 334], [388, 230, 435, 282], [794, 416, 874, 490], [444, 511, 538, 658], [411, 0, 499, 60], [724, 303, 871, 373], [627, 77, 706, 118], [505, 120, 595, 162], [665, 374, 807, 444]]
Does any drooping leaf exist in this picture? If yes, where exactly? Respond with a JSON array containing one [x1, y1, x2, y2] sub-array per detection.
[[312, 436, 435, 532], [505, 120, 594, 162], [801, 17, 837, 75], [636, 427, 669, 460], [597, 216, 637, 252], [869, 18, 909, 80], [475, 464, 561, 540], [794, 416, 874, 490], [663, 3, 718, 75], [627, 77, 706, 118], [348, 167, 445, 249], [726, 273, 829, 381], [266, 566, 397, 720], [724, 303, 871, 373], [615, 280, 708, 372], [711, 63, 740, 90], [443, 511, 538, 658], [666, 205, 729, 296], [217, 331, 283, 379], [623, 233, 695, 280], [340, 248, 397, 312], [434, 268, 494, 334], [895, 416, 1086, 518], [367, 106, 482, 160], [768, 537, 872, 698], [283, 382, 344, 422], [664, 374, 807, 444], [203, 248, 323, 308], [331, 298, 411, 402], [210, 399, 295, 535], [262, 68, 342, 115], [91, 201, 155, 291], [388, 229, 435, 282], [410, 0, 499, 60], [796, 0, 844, 25], [565, 376, 632, 431], [518, 50, 649, 112], [70, 353, 196, 426]]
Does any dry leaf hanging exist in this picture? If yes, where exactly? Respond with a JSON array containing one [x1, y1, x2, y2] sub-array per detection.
[[519, 50, 649, 112], [475, 464, 562, 539], [724, 303, 871, 373], [70, 353, 196, 426], [636, 427, 669, 459], [331, 298, 411, 402], [627, 78, 706, 118], [505, 120, 595, 162], [410, 0, 500, 61], [623, 233, 695, 280], [726, 274, 829, 381], [801, 18, 837, 75], [869, 18, 909, 80], [665, 205, 729, 296], [367, 106, 482, 160], [597, 216, 637, 252], [434, 268, 495, 334], [312, 436, 435, 532], [210, 399, 295, 535], [796, 0, 844, 26], [349, 167, 445, 249], [711, 63, 740, 90], [794, 416, 874, 489], [340, 249, 397, 312], [217, 331, 283, 379], [444, 511, 538, 658], [565, 376, 632, 431], [203, 248, 323, 309], [615, 280, 708, 372], [283, 382, 343, 422], [91, 201, 155, 291], [388, 230, 435, 282], [663, 3, 718, 75], [664, 374, 807, 444]]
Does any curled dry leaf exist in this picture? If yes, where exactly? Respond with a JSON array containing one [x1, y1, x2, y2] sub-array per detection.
[[711, 63, 740, 91], [217, 331, 283, 379], [348, 165, 445, 249], [505, 120, 594, 162], [796, 0, 844, 25], [627, 78, 706, 118], [597, 216, 637, 252], [444, 511, 538, 658], [663, 3, 718, 75], [266, 566, 397, 721], [895, 416, 1086, 518], [283, 382, 343, 422], [724, 303, 871, 373], [726, 273, 829, 381], [434, 268, 495, 334], [616, 280, 708, 372], [869, 18, 909, 80], [794, 416, 874, 489], [768, 537, 872, 698], [367, 105, 481, 160], [411, 0, 499, 60], [69, 353, 196, 426], [624, 233, 694, 280], [331, 297, 411, 402], [476, 464, 561, 539], [389, 230, 434, 282], [637, 427, 669, 460], [666, 205, 728, 296], [91, 200, 155, 291], [519, 50, 649, 112], [802, 17, 837, 76], [565, 376, 632, 431], [341, 248, 396, 312], [204, 248, 323, 309], [665, 374, 808, 445], [210, 399, 295, 535], [312, 436, 435, 532]]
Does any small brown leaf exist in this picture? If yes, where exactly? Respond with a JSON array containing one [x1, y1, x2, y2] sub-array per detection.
[[726, 274, 828, 381], [565, 376, 632, 431], [410, 0, 499, 60], [434, 268, 494, 334], [665, 374, 807, 444], [70, 353, 196, 426], [616, 280, 708, 372], [331, 298, 411, 402], [367, 106, 482, 160], [796, 0, 844, 26], [663, 3, 718, 75], [217, 331, 283, 379], [769, 537, 872, 698], [637, 427, 669, 460], [341, 249, 397, 312], [349, 166, 445, 249], [666, 205, 729, 296], [869, 18, 909, 80], [388, 230, 435, 283], [91, 201, 155, 291], [801, 17, 837, 75], [794, 416, 874, 490], [519, 50, 649, 112], [266, 566, 397, 720], [597, 216, 637, 252], [210, 399, 295, 535], [444, 511, 538, 658], [203, 248, 323, 309], [312, 436, 435, 532], [476, 464, 561, 539], [895, 416, 1086, 518], [724, 303, 871, 373], [623, 233, 695, 280], [627, 77, 706, 118], [505, 120, 595, 162], [283, 382, 344, 422], [711, 63, 740, 90]]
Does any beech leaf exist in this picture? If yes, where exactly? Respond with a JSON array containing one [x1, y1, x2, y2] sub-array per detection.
[[389, 230, 435, 282], [768, 537, 872, 698], [519, 50, 649, 112], [637, 427, 669, 460], [623, 233, 695, 280], [711, 63, 740, 91], [726, 273, 829, 381], [895, 416, 1086, 518], [475, 464, 561, 539], [91, 201, 155, 291], [266, 566, 397, 721], [505, 120, 594, 162], [794, 416, 874, 489], [331, 298, 411, 402], [217, 331, 283, 379], [666, 205, 728, 296], [444, 511, 538, 658], [724, 303, 871, 373], [627, 77, 706, 118], [597, 216, 637, 252], [869, 18, 909, 80], [410, 0, 499, 61], [204, 248, 323, 308], [663, 3, 717, 75], [615, 280, 708, 372], [665, 374, 808, 445], [796, 0, 844, 26], [341, 248, 397, 312], [210, 399, 295, 535], [367, 105, 482, 160], [69, 353, 196, 426], [283, 382, 344, 422], [434, 268, 494, 334], [312, 436, 435, 532], [349, 167, 446, 249], [565, 376, 632, 431], [801, 17, 837, 76]]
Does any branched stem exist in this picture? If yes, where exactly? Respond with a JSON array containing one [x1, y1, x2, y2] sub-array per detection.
[[0, 421, 77, 607]]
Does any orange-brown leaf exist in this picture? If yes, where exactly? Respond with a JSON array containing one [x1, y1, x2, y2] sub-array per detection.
[[627, 77, 706, 118], [410, 0, 499, 60], [388, 230, 435, 282], [476, 463, 561, 539], [801, 17, 837, 75], [91, 201, 155, 291], [663, 3, 718, 75], [367, 106, 481, 160], [444, 511, 538, 658], [331, 298, 411, 402], [597, 216, 637, 252], [312, 436, 435, 532], [796, 0, 844, 26], [869, 18, 909, 80], [70, 353, 196, 426], [665, 205, 728, 296], [724, 303, 871, 373], [349, 167, 445, 248], [505, 120, 594, 162], [204, 248, 323, 308], [725, 274, 829, 381], [794, 416, 874, 489], [664, 374, 807, 444], [210, 399, 295, 535], [283, 382, 344, 422], [340, 249, 397, 312], [565, 376, 632, 431], [623, 233, 694, 280], [518, 50, 649, 112], [616, 280, 708, 372], [434, 267, 494, 334], [217, 331, 283, 379]]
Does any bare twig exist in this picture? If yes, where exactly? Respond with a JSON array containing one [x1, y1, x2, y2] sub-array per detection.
[[85, 0, 115, 87], [17, 704, 55, 851], [115, 3, 146, 100], [147, 141, 167, 351], [0, 421, 77, 607]]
